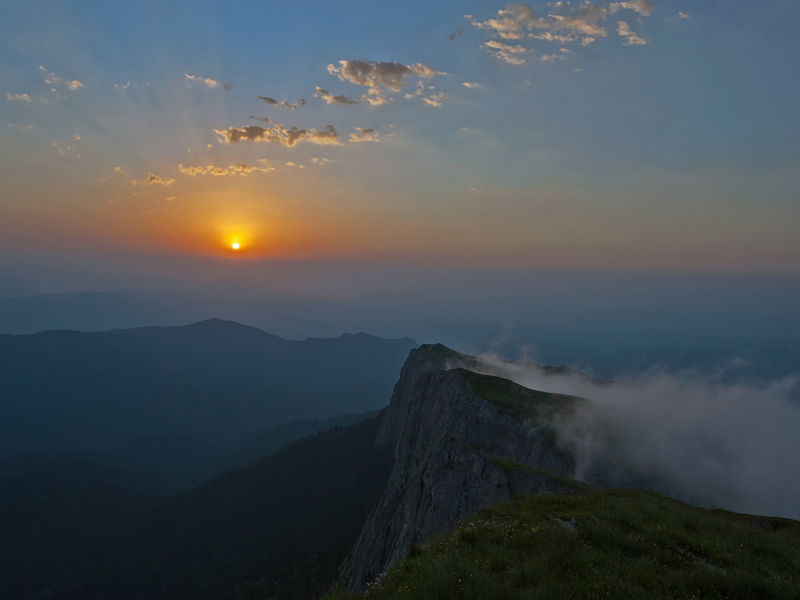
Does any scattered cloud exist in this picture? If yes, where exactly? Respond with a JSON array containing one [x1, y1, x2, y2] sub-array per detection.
[[39, 66, 84, 93], [258, 96, 308, 109], [179, 160, 275, 176], [445, 29, 464, 41], [466, 5, 548, 40], [115, 82, 131, 91], [166, 196, 176, 201], [310, 157, 334, 165], [315, 87, 358, 105], [540, 53, 567, 62], [249, 116, 271, 123], [468, 2, 656, 52], [617, 21, 647, 45], [678, 12, 689, 20], [462, 82, 483, 89], [6, 93, 32, 103], [609, 0, 655, 16], [349, 128, 380, 142], [145, 173, 175, 186], [215, 123, 341, 146], [185, 74, 219, 88], [52, 142, 78, 156], [484, 40, 529, 64], [423, 92, 447, 107], [327, 60, 444, 105]]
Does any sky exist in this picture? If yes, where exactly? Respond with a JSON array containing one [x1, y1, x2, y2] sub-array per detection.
[[1, 0, 799, 349]]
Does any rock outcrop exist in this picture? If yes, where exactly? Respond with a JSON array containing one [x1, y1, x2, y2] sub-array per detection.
[[343, 344, 586, 591]]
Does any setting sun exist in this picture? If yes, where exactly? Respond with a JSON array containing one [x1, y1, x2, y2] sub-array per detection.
[[231, 242, 240, 250]]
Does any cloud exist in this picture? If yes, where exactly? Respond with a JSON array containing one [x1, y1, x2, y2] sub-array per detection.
[[6, 93, 32, 102], [249, 116, 271, 123], [617, 21, 647, 45], [52, 142, 78, 156], [462, 82, 483, 89], [258, 96, 308, 109], [115, 82, 131, 91], [215, 123, 341, 146], [185, 74, 220, 88], [469, 2, 656, 50], [315, 87, 358, 105], [145, 173, 175, 186], [422, 92, 447, 107], [310, 157, 334, 165], [540, 53, 567, 62], [550, 2, 609, 37], [327, 60, 443, 104], [39, 66, 84, 92], [610, 0, 655, 16], [678, 12, 689, 20], [445, 29, 464, 41], [466, 5, 549, 40], [349, 128, 380, 143], [178, 158, 275, 176], [451, 355, 800, 520], [484, 40, 529, 64]]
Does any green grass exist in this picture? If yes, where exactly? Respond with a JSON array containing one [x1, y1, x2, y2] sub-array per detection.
[[459, 369, 582, 426], [324, 489, 800, 600]]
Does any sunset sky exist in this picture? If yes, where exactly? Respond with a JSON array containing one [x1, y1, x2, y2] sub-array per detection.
[[1, 1, 799, 333]]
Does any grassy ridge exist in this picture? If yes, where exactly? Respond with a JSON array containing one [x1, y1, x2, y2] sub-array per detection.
[[325, 489, 800, 599]]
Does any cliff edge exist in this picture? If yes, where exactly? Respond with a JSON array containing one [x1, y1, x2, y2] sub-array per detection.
[[343, 344, 587, 591]]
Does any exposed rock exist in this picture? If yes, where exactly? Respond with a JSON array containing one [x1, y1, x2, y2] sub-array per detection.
[[343, 344, 585, 591]]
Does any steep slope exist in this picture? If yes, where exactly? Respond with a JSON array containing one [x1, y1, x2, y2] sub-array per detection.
[[0, 319, 416, 457], [0, 416, 393, 600], [328, 488, 800, 600], [343, 344, 586, 591]]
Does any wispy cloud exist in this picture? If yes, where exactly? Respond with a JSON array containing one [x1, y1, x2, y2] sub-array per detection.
[[468, 2, 656, 51], [327, 60, 444, 105], [39, 66, 83, 93], [422, 92, 447, 107], [315, 87, 358, 105], [484, 40, 529, 64], [462, 82, 483, 89], [258, 96, 308, 109], [215, 123, 341, 146], [145, 173, 175, 186], [617, 21, 647, 45], [349, 128, 380, 142], [609, 0, 655, 16], [178, 160, 274, 176], [185, 74, 219, 88], [6, 92, 32, 102]]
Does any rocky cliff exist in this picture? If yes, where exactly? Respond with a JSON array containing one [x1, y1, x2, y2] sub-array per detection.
[[342, 344, 589, 591]]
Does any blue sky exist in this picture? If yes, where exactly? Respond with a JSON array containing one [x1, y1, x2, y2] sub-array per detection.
[[1, 0, 799, 289]]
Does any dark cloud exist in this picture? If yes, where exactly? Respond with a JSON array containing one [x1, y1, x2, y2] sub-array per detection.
[[315, 87, 359, 105], [215, 123, 341, 146], [258, 96, 308, 110]]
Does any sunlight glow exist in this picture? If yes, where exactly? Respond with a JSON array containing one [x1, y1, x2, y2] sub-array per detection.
[[232, 242, 240, 250]]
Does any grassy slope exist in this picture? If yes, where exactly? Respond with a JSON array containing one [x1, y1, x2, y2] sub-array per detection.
[[325, 483, 800, 600], [325, 367, 799, 599]]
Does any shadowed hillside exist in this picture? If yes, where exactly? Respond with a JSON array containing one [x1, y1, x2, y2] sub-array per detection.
[[0, 319, 416, 458]]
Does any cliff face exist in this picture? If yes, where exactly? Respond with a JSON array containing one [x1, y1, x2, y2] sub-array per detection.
[[343, 345, 583, 591]]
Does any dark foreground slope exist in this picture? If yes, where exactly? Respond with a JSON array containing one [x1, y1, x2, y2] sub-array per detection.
[[326, 485, 800, 600], [0, 415, 393, 600], [0, 319, 416, 458]]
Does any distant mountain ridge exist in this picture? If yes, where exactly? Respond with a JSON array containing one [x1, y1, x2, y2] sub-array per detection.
[[0, 319, 417, 458]]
